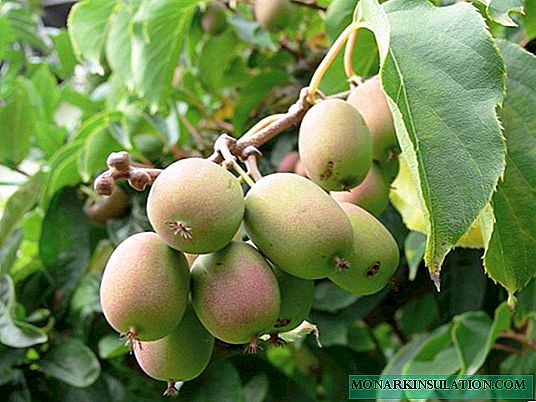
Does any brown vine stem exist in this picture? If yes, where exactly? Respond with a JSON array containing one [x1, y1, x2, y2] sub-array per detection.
[[290, 0, 327, 11], [499, 331, 536, 352], [492, 343, 524, 356], [307, 21, 361, 103]]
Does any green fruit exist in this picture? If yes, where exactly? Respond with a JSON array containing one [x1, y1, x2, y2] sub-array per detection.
[[331, 163, 390, 217], [269, 266, 314, 333], [299, 99, 372, 191], [191, 241, 280, 345], [147, 158, 245, 254], [329, 203, 399, 295], [383, 155, 400, 183], [84, 186, 129, 223], [254, 0, 292, 31], [347, 76, 400, 165], [201, 2, 227, 35], [100, 232, 190, 342], [134, 305, 214, 388], [133, 133, 164, 161], [244, 173, 354, 279]]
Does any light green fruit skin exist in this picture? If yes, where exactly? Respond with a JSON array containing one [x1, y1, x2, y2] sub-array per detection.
[[100, 232, 190, 341], [134, 305, 214, 382], [347, 76, 400, 166], [269, 266, 314, 333], [244, 173, 354, 279], [147, 158, 245, 254], [201, 2, 227, 35], [329, 203, 399, 295], [191, 241, 280, 344], [299, 99, 372, 191], [331, 163, 390, 217], [254, 0, 292, 31]]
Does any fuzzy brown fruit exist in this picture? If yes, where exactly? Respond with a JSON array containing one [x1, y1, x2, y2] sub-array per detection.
[[347, 76, 400, 166], [191, 241, 280, 346], [244, 173, 354, 279], [134, 305, 214, 395], [100, 232, 190, 343], [201, 2, 227, 35], [254, 0, 292, 31], [147, 158, 245, 254], [84, 186, 129, 223], [329, 203, 399, 295], [331, 162, 390, 217], [299, 99, 372, 191]]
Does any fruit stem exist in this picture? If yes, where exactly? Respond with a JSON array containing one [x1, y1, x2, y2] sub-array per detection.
[[242, 114, 286, 139], [163, 381, 179, 397], [290, 0, 327, 11], [307, 21, 361, 103], [344, 29, 358, 79]]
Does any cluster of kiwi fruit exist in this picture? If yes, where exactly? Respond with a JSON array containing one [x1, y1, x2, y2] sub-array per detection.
[[98, 74, 400, 395]]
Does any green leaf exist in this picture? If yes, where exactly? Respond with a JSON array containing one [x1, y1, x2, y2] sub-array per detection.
[[51, 30, 77, 80], [0, 79, 37, 165], [97, 334, 128, 360], [404, 231, 426, 281], [403, 324, 461, 375], [131, 0, 197, 111], [39, 187, 90, 310], [484, 41, 536, 298], [2, 4, 48, 52], [514, 278, 536, 324], [232, 70, 290, 134], [105, 0, 142, 90], [522, 0, 536, 41], [477, 0, 525, 27], [31, 65, 61, 123], [40, 338, 101, 387], [398, 293, 439, 336], [359, 0, 506, 283], [41, 141, 84, 205], [313, 281, 359, 313], [67, 0, 118, 74], [198, 30, 241, 93], [325, 0, 358, 42], [451, 303, 511, 374], [177, 358, 244, 402], [0, 172, 44, 251], [0, 274, 47, 348]]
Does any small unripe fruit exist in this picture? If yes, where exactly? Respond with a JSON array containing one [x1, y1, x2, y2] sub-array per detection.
[[202, 2, 227, 35], [294, 158, 307, 177], [299, 99, 372, 191], [147, 158, 245, 254], [134, 305, 214, 395], [84, 186, 129, 223], [244, 173, 354, 279], [100, 232, 190, 342], [277, 151, 300, 173], [269, 266, 314, 334], [329, 203, 399, 295], [347, 76, 400, 165], [191, 241, 280, 346], [331, 163, 390, 217], [254, 0, 292, 31]]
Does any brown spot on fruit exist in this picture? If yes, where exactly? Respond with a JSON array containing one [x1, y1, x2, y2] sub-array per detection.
[[366, 261, 381, 277], [319, 161, 334, 181]]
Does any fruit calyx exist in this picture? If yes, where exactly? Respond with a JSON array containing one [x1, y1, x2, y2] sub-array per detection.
[[166, 221, 193, 239], [121, 327, 142, 352], [164, 381, 179, 397], [333, 256, 351, 271]]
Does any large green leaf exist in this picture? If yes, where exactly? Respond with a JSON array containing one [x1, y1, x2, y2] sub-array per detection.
[[358, 0, 506, 286], [0, 172, 44, 250], [131, 0, 197, 111], [0, 79, 36, 166], [105, 0, 142, 90], [484, 41, 536, 299], [0, 274, 47, 348], [67, 0, 118, 74], [476, 0, 525, 26], [39, 187, 90, 310], [451, 303, 511, 375], [40, 338, 101, 388]]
